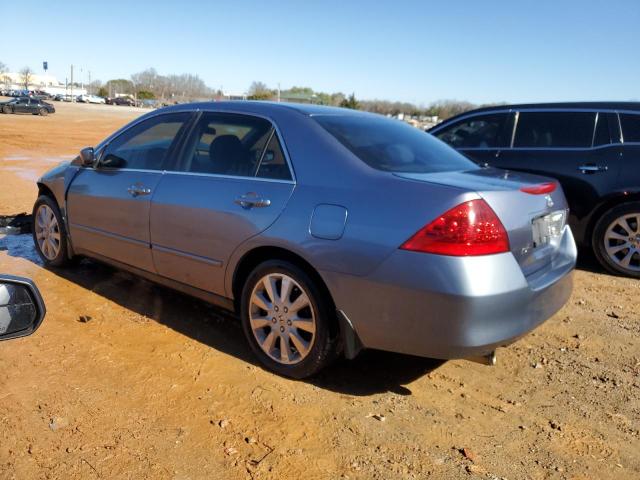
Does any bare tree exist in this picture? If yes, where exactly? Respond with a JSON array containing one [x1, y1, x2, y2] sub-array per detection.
[[247, 81, 273, 100], [0, 61, 6, 74], [19, 66, 34, 90]]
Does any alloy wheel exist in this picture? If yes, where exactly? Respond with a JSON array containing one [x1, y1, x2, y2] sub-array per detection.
[[249, 273, 317, 365], [604, 213, 640, 272], [35, 205, 61, 261]]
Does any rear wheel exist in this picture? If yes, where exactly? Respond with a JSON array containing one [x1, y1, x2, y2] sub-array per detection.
[[2, 105, 13, 114], [593, 202, 640, 278], [32, 195, 71, 267], [240, 260, 337, 378]]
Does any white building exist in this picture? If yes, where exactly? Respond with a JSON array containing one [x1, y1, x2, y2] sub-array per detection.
[[1, 72, 86, 96]]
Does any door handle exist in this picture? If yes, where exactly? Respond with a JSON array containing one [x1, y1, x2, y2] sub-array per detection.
[[234, 193, 271, 209], [127, 184, 152, 197], [578, 164, 608, 174]]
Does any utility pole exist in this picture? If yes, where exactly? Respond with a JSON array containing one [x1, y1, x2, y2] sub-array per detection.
[[277, 83, 281, 102], [88, 70, 91, 95], [70, 64, 74, 102]]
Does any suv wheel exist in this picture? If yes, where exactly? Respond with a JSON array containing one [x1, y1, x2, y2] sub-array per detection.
[[2, 105, 13, 114], [593, 202, 640, 278], [39, 108, 48, 116], [240, 260, 337, 378], [32, 195, 71, 267]]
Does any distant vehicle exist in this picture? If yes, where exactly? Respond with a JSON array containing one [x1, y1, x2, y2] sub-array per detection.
[[78, 94, 106, 104], [1, 97, 55, 116], [430, 102, 640, 278], [33, 102, 575, 378], [106, 96, 135, 106]]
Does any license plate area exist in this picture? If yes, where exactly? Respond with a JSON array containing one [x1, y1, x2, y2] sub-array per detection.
[[532, 210, 566, 248]]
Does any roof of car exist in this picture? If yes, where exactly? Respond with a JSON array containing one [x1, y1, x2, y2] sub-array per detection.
[[453, 101, 640, 115], [160, 101, 366, 117]]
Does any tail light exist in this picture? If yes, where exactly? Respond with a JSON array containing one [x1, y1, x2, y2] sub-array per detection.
[[400, 199, 510, 256], [520, 182, 557, 195]]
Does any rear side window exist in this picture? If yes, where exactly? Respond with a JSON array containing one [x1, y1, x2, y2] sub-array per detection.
[[101, 112, 191, 170], [315, 114, 477, 174], [435, 113, 510, 148], [514, 112, 595, 148], [180, 112, 291, 180], [620, 114, 640, 143]]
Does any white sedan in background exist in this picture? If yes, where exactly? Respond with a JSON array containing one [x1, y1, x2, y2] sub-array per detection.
[[77, 95, 106, 104]]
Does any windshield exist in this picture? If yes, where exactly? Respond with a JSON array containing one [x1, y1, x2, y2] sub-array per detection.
[[314, 114, 478, 173]]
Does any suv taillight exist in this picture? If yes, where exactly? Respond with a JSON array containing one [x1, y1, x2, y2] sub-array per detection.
[[400, 199, 510, 256]]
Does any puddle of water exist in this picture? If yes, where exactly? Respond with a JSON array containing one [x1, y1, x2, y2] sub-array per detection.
[[0, 233, 43, 265], [3, 166, 40, 182]]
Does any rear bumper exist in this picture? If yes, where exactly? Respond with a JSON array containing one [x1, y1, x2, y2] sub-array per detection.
[[323, 226, 576, 359]]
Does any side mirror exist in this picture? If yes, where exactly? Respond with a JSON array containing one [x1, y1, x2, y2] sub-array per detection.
[[0, 275, 46, 342], [79, 147, 95, 167]]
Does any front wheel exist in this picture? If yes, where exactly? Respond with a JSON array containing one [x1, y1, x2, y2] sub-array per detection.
[[240, 260, 337, 378], [592, 202, 640, 278], [39, 108, 48, 116], [32, 196, 71, 267]]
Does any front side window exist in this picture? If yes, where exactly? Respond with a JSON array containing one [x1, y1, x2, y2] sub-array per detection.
[[100, 112, 191, 170], [620, 113, 640, 143], [315, 114, 477, 174], [180, 112, 291, 180], [514, 111, 595, 148], [436, 113, 510, 148]]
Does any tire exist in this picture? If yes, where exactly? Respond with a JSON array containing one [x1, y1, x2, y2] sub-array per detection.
[[32, 195, 71, 267], [592, 201, 640, 278], [39, 108, 48, 116], [2, 105, 13, 114], [240, 260, 337, 378]]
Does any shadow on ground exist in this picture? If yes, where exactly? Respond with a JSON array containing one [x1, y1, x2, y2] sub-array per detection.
[[0, 233, 441, 395]]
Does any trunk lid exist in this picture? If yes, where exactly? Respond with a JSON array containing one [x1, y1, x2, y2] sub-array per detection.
[[395, 168, 569, 277]]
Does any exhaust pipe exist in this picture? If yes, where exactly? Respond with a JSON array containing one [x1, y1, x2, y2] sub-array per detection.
[[467, 350, 497, 366]]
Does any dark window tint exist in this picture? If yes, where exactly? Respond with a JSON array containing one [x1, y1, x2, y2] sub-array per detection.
[[256, 133, 291, 180], [620, 114, 640, 143], [100, 112, 190, 170], [436, 113, 510, 148], [592, 113, 611, 146], [181, 113, 276, 177], [315, 114, 477, 174], [514, 112, 595, 148]]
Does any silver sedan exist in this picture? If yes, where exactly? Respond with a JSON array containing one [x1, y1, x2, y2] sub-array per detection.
[[33, 102, 576, 378]]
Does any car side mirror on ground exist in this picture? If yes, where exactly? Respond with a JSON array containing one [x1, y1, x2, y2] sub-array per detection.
[[0, 275, 46, 342], [79, 147, 95, 167]]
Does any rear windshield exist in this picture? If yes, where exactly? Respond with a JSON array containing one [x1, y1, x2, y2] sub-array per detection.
[[314, 114, 478, 173]]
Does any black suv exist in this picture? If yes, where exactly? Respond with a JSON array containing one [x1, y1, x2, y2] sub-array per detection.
[[430, 102, 640, 278]]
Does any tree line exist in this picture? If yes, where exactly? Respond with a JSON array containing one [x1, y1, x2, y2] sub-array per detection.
[[1, 61, 491, 119]]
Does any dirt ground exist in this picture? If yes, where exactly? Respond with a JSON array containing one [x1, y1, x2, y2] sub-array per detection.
[[0, 101, 638, 480]]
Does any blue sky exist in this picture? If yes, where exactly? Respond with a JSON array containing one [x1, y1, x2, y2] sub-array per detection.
[[2, 0, 639, 105]]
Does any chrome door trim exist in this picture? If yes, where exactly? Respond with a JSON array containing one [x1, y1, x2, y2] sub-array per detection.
[[70, 223, 149, 247], [162, 170, 295, 185], [152, 244, 223, 267]]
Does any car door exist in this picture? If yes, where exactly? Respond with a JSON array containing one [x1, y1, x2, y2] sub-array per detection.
[[66, 112, 193, 272], [495, 110, 623, 230], [15, 98, 30, 113], [149, 111, 295, 296], [431, 111, 514, 166]]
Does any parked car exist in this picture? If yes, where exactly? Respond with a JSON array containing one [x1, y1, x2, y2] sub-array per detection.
[[0, 275, 46, 342], [77, 94, 106, 104], [32, 102, 575, 377], [1, 97, 55, 115], [430, 102, 640, 278], [106, 96, 135, 106]]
